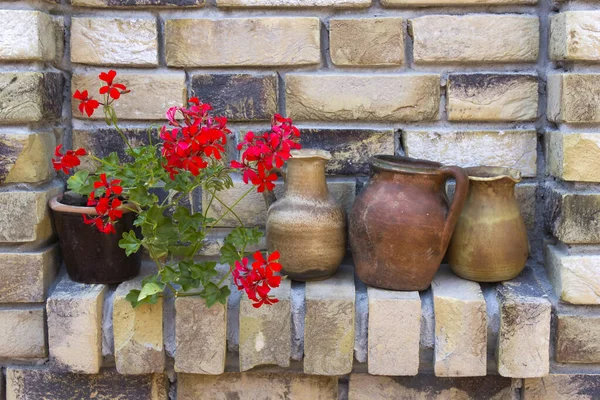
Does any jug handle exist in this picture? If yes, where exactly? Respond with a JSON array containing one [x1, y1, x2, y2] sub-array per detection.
[[439, 166, 469, 251]]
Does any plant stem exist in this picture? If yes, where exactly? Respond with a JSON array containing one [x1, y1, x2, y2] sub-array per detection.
[[211, 190, 244, 226], [208, 187, 253, 230]]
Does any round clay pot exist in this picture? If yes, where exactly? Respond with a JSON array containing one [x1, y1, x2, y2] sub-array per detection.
[[448, 166, 529, 282], [49, 195, 141, 284], [349, 155, 469, 291], [266, 149, 346, 281]]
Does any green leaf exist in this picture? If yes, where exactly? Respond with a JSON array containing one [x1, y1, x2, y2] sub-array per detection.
[[67, 170, 94, 195], [119, 231, 142, 256], [138, 281, 165, 301], [168, 245, 196, 258], [125, 289, 142, 308], [128, 186, 158, 208], [201, 283, 231, 308], [219, 242, 240, 266]]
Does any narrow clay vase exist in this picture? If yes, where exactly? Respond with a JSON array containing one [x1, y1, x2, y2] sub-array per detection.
[[349, 155, 469, 291], [266, 149, 346, 281], [448, 166, 528, 282]]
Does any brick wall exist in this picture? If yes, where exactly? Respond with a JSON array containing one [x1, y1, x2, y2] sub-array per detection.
[[1, 0, 600, 399]]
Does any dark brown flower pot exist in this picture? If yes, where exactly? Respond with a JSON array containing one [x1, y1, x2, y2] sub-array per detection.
[[49, 195, 141, 284]]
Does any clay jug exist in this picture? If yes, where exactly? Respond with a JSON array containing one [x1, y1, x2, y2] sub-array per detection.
[[266, 149, 346, 281], [349, 155, 469, 291], [448, 166, 528, 282]]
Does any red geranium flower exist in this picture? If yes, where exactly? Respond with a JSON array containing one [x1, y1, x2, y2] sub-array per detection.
[[251, 164, 277, 193], [99, 70, 128, 100], [231, 251, 282, 308], [73, 90, 100, 117], [83, 195, 123, 235], [93, 173, 123, 197], [52, 145, 87, 174]]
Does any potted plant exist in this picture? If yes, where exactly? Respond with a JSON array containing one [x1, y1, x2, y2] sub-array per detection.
[[51, 70, 301, 308]]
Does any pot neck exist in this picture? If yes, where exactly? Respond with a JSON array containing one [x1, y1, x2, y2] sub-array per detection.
[[283, 156, 329, 200], [371, 155, 447, 189]]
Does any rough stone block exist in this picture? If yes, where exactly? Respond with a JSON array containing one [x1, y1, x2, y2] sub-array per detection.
[[0, 307, 46, 359], [545, 186, 600, 244], [6, 368, 168, 399], [367, 288, 420, 376], [113, 276, 165, 374], [551, 12, 600, 62], [431, 267, 486, 377], [71, 17, 158, 66], [72, 0, 203, 6], [286, 74, 440, 122], [410, 15, 539, 63], [0, 10, 59, 62], [218, 0, 370, 6], [384, 0, 534, 4], [178, 373, 338, 400], [47, 276, 105, 374], [329, 18, 403, 66], [190, 74, 277, 121], [166, 18, 320, 67], [0, 244, 58, 303], [300, 128, 394, 175], [556, 313, 600, 363], [447, 74, 538, 122], [174, 296, 227, 374], [0, 130, 55, 184], [239, 279, 291, 371], [524, 374, 600, 399], [403, 130, 537, 178], [304, 265, 355, 375], [0, 72, 63, 123], [497, 268, 551, 378], [0, 181, 62, 244], [72, 72, 185, 120], [548, 74, 600, 123], [547, 132, 600, 182]]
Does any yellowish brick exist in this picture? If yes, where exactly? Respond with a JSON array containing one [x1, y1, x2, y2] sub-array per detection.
[[551, 12, 600, 61], [547, 131, 600, 182], [0, 10, 59, 62], [548, 74, 600, 123]]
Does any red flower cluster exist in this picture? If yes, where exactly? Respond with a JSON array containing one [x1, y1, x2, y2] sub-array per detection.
[[231, 114, 301, 192], [52, 144, 86, 174], [99, 70, 128, 100], [83, 173, 124, 234], [72, 70, 128, 117], [160, 98, 231, 179], [232, 251, 282, 308]]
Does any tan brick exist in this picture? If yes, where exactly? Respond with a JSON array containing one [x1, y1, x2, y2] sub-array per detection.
[[411, 15, 539, 64], [524, 374, 600, 400], [47, 276, 105, 374], [166, 18, 320, 67], [113, 276, 165, 374], [384, 0, 534, 4], [367, 288, 420, 376], [0, 10, 59, 62], [73, 0, 203, 6], [556, 313, 600, 363], [71, 17, 158, 66], [0, 307, 46, 359], [329, 18, 403, 66], [72, 72, 186, 120], [551, 12, 600, 62], [447, 74, 538, 122], [304, 265, 355, 375], [547, 131, 600, 182], [548, 74, 600, 123], [545, 186, 600, 244], [0, 181, 62, 244], [178, 373, 338, 400], [403, 130, 537, 178], [0, 244, 58, 303], [0, 130, 55, 184], [218, 0, 370, 6], [286, 74, 440, 122], [0, 72, 63, 124]]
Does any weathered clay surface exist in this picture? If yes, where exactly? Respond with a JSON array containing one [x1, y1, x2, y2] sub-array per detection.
[[548, 74, 600, 123], [524, 374, 600, 400], [556, 313, 600, 363], [0, 131, 55, 184], [0, 72, 63, 123], [545, 186, 600, 244], [0, 307, 46, 359]]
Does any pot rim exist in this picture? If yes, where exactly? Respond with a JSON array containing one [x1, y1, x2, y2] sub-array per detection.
[[464, 166, 522, 183], [49, 194, 135, 215], [290, 149, 332, 161], [370, 155, 444, 175]]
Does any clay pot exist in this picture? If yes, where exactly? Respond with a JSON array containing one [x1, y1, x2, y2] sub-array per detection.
[[349, 155, 469, 291], [448, 166, 528, 282], [266, 149, 346, 281], [49, 195, 141, 284]]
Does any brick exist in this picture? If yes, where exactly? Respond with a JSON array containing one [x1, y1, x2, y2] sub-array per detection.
[[403, 130, 537, 178], [385, 0, 533, 4], [72, 0, 203, 6], [304, 265, 355, 375], [367, 288, 420, 376], [71, 17, 158, 66], [218, 0, 370, 6], [0, 10, 59, 62], [548, 74, 600, 123], [6, 368, 168, 400], [0, 244, 58, 303], [524, 374, 600, 400], [0, 72, 63, 123], [166, 18, 320, 67], [178, 373, 337, 400], [329, 18, 403, 66], [0, 130, 55, 184], [72, 72, 185, 120], [286, 74, 440, 122], [190, 74, 277, 121], [113, 276, 165, 374], [556, 313, 600, 363], [240, 279, 291, 371], [545, 186, 600, 244], [0, 307, 46, 359], [447, 74, 538, 122], [174, 296, 227, 374], [349, 374, 519, 399], [411, 15, 539, 64], [300, 128, 394, 175], [547, 131, 600, 182], [0, 181, 62, 244], [497, 269, 551, 378], [431, 267, 486, 377], [551, 12, 600, 62]]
